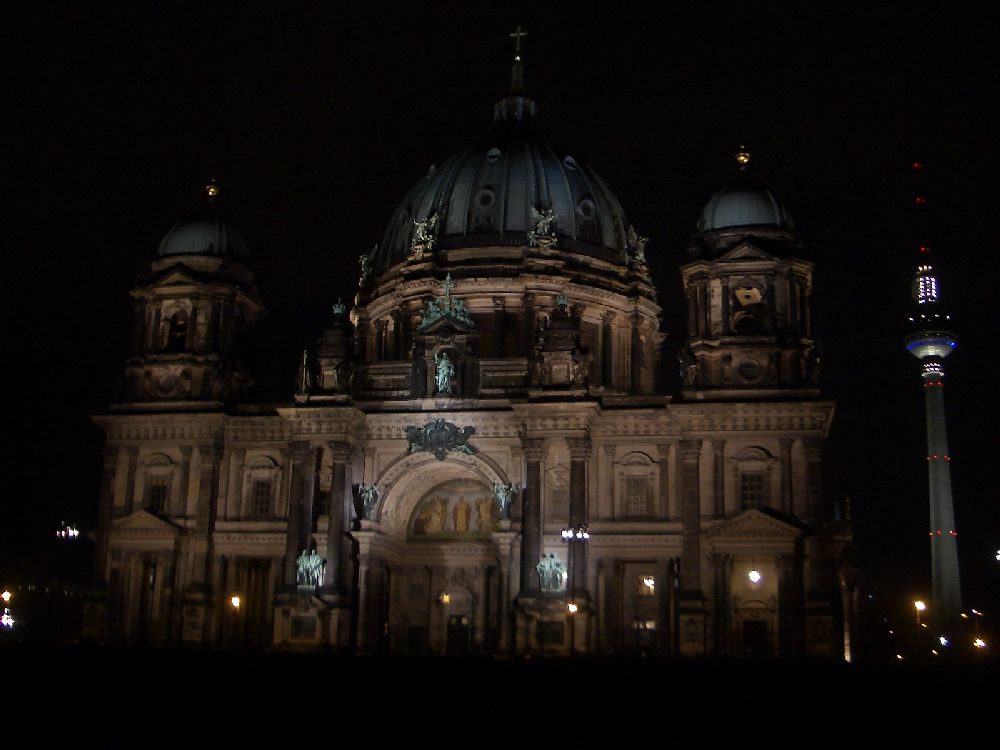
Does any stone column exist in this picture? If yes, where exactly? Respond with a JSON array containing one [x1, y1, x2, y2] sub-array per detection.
[[719, 277, 730, 335], [711, 552, 731, 654], [601, 311, 615, 388], [657, 443, 670, 519], [779, 438, 793, 515], [95, 446, 119, 580], [679, 439, 702, 593], [178, 446, 192, 518], [567, 436, 591, 597], [518, 438, 547, 595], [777, 552, 802, 657], [492, 297, 506, 358], [712, 440, 725, 518], [195, 444, 222, 584], [124, 446, 139, 514], [630, 314, 642, 394], [804, 438, 824, 523], [324, 441, 353, 594], [283, 441, 317, 586]]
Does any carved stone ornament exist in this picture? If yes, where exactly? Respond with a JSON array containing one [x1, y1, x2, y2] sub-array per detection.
[[353, 484, 380, 520], [626, 225, 648, 270], [528, 205, 558, 248], [405, 418, 476, 460], [359, 249, 374, 286], [410, 212, 438, 258], [536, 554, 567, 592], [416, 273, 474, 332], [295, 549, 325, 587], [493, 482, 518, 520]]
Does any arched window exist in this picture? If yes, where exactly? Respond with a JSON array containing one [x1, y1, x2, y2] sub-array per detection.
[[143, 454, 175, 515], [243, 457, 280, 518], [616, 451, 657, 517], [731, 447, 777, 511], [163, 309, 189, 352]]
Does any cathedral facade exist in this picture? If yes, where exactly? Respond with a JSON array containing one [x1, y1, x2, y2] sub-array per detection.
[[86, 57, 855, 659]]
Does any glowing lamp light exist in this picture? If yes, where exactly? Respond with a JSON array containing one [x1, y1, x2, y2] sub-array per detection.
[[973, 639, 986, 649], [438, 593, 451, 605], [229, 595, 241, 609], [938, 636, 949, 646], [1, 591, 10, 603], [642, 576, 656, 592], [914, 600, 926, 612], [567, 602, 578, 614], [1, 609, 13, 629], [748, 569, 762, 584]]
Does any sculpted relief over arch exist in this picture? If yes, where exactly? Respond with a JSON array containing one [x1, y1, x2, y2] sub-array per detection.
[[370, 450, 510, 535]]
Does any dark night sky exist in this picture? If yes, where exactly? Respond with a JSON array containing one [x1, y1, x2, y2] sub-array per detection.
[[6, 3, 999, 612]]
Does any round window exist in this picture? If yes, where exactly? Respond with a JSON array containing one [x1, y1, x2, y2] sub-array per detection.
[[737, 360, 761, 381], [563, 155, 578, 170], [475, 189, 495, 208], [577, 199, 595, 219], [486, 147, 502, 162]]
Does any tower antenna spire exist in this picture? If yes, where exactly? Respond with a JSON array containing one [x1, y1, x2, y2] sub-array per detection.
[[904, 158, 962, 622]]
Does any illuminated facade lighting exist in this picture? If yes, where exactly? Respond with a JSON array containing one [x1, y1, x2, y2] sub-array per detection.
[[748, 569, 762, 584]]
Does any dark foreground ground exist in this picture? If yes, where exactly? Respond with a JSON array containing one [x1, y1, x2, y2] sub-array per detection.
[[2, 645, 995, 746]]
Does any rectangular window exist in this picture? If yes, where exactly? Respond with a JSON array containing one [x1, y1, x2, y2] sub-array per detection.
[[250, 479, 273, 517], [740, 472, 765, 509], [626, 477, 650, 515], [148, 475, 170, 513]]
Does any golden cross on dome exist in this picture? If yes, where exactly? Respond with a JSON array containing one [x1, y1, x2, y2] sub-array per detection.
[[735, 147, 751, 169], [510, 26, 527, 60], [205, 178, 220, 201]]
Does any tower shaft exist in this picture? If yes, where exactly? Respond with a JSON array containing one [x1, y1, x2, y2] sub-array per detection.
[[922, 370, 961, 616]]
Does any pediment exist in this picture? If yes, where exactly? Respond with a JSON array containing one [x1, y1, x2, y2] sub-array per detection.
[[704, 509, 803, 542], [719, 242, 774, 262], [419, 315, 474, 335], [149, 267, 200, 288], [111, 509, 182, 538]]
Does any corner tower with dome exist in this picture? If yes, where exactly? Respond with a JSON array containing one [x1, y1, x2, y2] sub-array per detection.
[[86, 39, 855, 659]]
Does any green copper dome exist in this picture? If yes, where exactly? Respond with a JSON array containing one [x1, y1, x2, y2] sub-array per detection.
[[698, 180, 793, 232], [158, 214, 249, 258]]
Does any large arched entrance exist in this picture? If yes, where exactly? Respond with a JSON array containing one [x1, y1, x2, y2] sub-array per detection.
[[355, 452, 512, 654]]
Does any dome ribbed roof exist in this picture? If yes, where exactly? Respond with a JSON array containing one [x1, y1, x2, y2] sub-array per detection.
[[158, 214, 249, 258], [372, 123, 629, 274], [698, 180, 793, 232]]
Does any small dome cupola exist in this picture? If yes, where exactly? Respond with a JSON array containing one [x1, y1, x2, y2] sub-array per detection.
[[158, 180, 250, 259], [697, 149, 794, 232]]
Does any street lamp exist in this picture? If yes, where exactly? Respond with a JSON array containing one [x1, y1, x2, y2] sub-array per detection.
[[230, 595, 241, 609], [561, 522, 590, 657], [1, 591, 10, 603], [914, 600, 926, 626]]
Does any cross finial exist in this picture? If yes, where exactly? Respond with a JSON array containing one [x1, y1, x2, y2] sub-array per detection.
[[510, 25, 527, 60]]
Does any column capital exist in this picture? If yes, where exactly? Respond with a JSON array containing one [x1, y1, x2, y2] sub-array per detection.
[[180, 445, 193, 459], [197, 443, 222, 461], [603, 444, 617, 459], [521, 438, 548, 462], [779, 437, 794, 451], [680, 438, 702, 457], [103, 445, 120, 466], [712, 439, 725, 452], [601, 310, 617, 324], [566, 436, 592, 461], [289, 440, 315, 461], [492, 296, 506, 310], [326, 441, 354, 463], [126, 446, 139, 458], [803, 438, 824, 457], [710, 552, 730, 567]]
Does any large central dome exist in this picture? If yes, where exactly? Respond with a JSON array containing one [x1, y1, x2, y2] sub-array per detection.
[[372, 74, 629, 274]]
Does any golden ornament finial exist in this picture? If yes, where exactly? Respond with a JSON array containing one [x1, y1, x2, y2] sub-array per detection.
[[205, 179, 220, 201], [735, 147, 751, 168]]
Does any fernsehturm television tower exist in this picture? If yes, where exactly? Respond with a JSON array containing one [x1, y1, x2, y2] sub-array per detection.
[[903, 162, 962, 619]]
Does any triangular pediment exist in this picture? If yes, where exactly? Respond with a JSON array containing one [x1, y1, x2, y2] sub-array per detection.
[[704, 508, 803, 542], [419, 315, 474, 335], [149, 267, 200, 288], [719, 242, 775, 262], [111, 509, 182, 538]]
